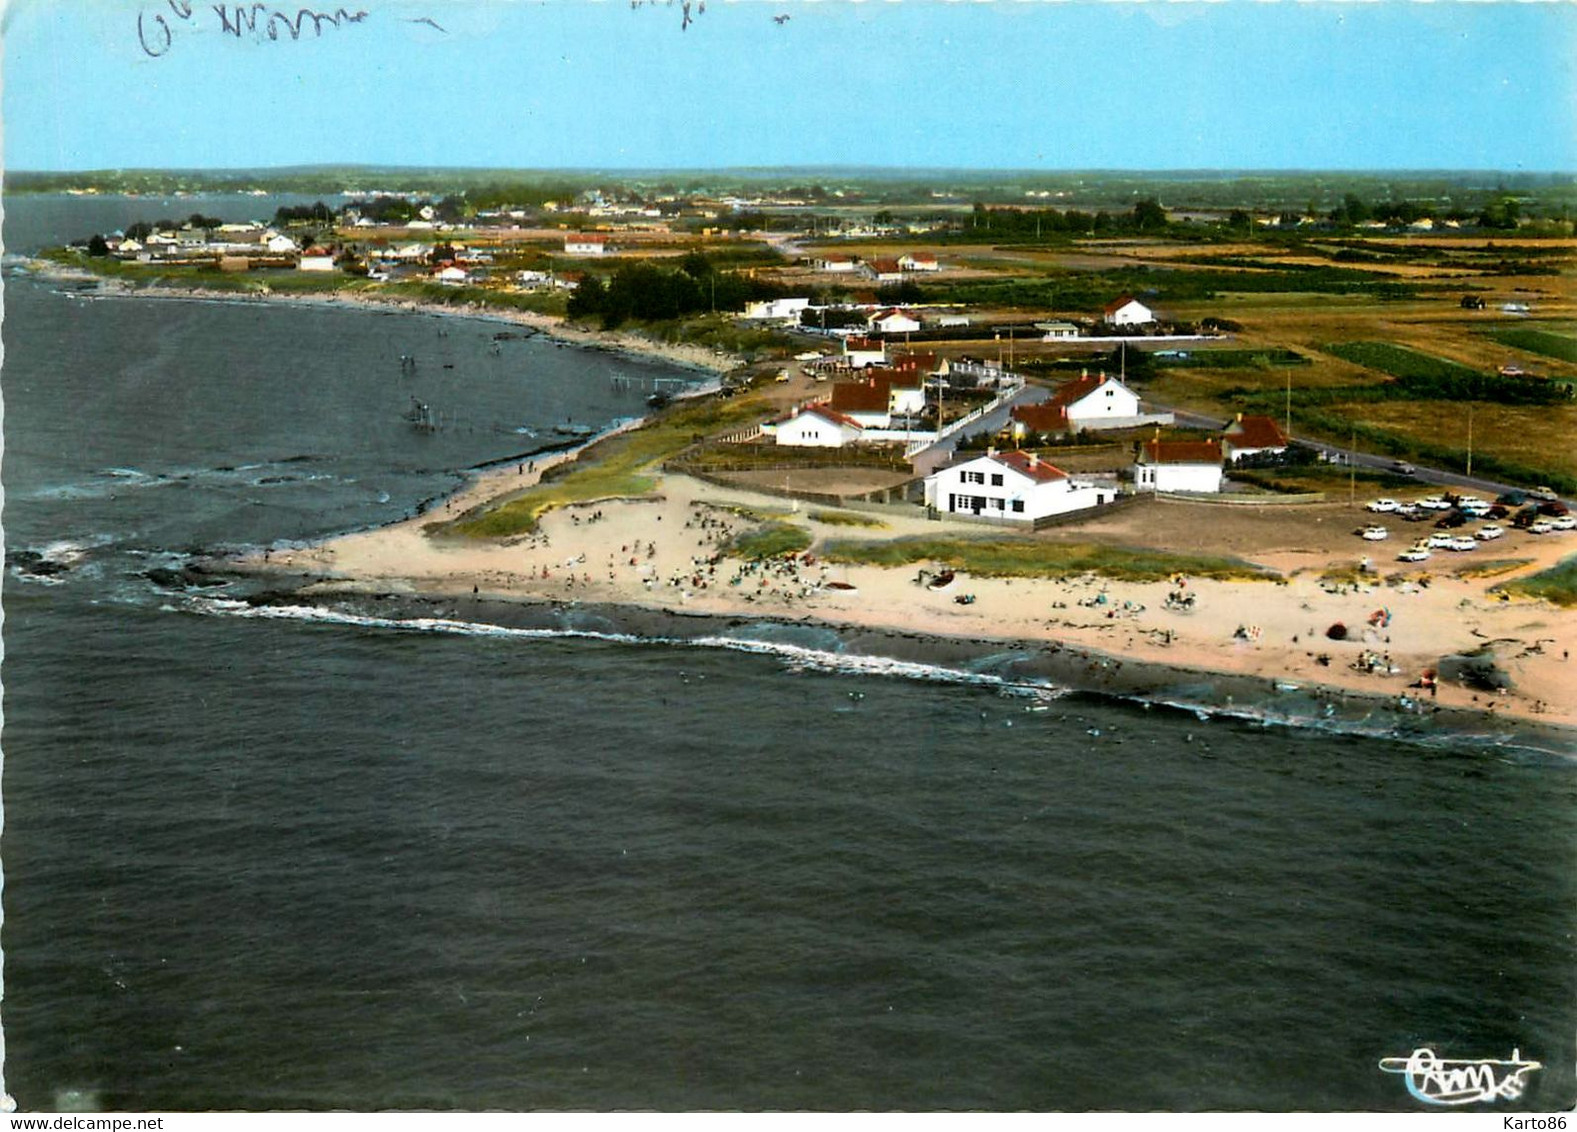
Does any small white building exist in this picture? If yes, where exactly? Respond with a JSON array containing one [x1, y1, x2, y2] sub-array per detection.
[[1038, 321, 1079, 340], [924, 450, 1113, 523], [899, 253, 940, 272], [564, 235, 608, 256], [1133, 438, 1225, 493], [842, 337, 887, 370], [813, 254, 857, 273], [769, 404, 864, 448], [265, 233, 299, 254], [868, 308, 921, 335], [298, 247, 337, 272], [937, 314, 971, 329], [434, 264, 471, 286], [743, 297, 812, 323], [1103, 295, 1154, 327], [1220, 414, 1290, 462], [865, 258, 905, 283]]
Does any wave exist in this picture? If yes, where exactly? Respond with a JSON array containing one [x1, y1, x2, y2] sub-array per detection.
[[178, 595, 1568, 753], [184, 596, 1068, 701]]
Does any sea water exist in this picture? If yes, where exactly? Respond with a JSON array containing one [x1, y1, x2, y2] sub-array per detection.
[[3, 195, 1573, 1111]]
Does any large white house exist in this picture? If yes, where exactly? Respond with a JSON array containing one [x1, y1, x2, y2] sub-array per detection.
[[841, 337, 887, 369], [924, 450, 1114, 523], [825, 367, 926, 428], [769, 404, 864, 448], [1103, 295, 1155, 327], [1133, 438, 1225, 493], [297, 247, 337, 272]]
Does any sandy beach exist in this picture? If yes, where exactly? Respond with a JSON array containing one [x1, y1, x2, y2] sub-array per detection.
[[34, 259, 1572, 734], [240, 449, 1577, 734]]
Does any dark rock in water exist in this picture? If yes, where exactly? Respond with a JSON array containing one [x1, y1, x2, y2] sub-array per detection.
[[7, 549, 44, 568], [28, 559, 71, 577], [147, 564, 232, 590], [1438, 649, 1513, 691]]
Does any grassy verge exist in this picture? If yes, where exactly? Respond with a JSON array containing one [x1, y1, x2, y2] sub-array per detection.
[[727, 523, 814, 559], [1454, 558, 1535, 580], [822, 537, 1271, 582], [445, 394, 773, 538], [807, 509, 888, 528], [1492, 555, 1577, 605]]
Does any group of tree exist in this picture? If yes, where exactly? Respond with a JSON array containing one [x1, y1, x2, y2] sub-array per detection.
[[567, 253, 784, 328], [273, 201, 335, 226], [962, 198, 1169, 239]]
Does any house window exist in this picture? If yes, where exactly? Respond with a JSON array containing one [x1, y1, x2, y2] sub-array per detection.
[[990, 474, 1003, 486], [1011, 500, 1025, 513], [992, 498, 1005, 510]]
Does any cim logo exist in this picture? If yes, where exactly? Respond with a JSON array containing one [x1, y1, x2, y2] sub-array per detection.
[[1379, 1047, 1542, 1106]]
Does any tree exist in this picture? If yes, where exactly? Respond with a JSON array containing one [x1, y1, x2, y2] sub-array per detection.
[[86, 234, 110, 257], [1131, 198, 1167, 231], [1227, 209, 1252, 233]]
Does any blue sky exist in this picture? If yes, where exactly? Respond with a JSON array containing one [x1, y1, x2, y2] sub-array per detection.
[[4, 0, 1574, 172]]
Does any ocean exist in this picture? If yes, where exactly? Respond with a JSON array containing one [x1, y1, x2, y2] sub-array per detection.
[[2, 194, 1573, 1111]]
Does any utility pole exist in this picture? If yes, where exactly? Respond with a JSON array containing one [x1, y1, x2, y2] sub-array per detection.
[[1350, 427, 1357, 509], [1285, 369, 1292, 441], [1466, 404, 1474, 478]]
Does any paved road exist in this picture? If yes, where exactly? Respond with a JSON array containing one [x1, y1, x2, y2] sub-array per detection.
[[1168, 408, 1566, 507], [910, 383, 1047, 476]]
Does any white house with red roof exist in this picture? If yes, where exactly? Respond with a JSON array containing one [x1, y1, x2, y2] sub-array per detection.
[[924, 449, 1112, 523], [434, 264, 471, 286], [842, 337, 887, 369], [899, 253, 940, 272], [1103, 295, 1154, 327], [864, 257, 905, 283], [1133, 437, 1225, 493], [1220, 413, 1290, 462], [564, 234, 608, 256], [1011, 372, 1148, 437], [812, 254, 857, 273], [867, 308, 922, 335], [768, 404, 865, 448]]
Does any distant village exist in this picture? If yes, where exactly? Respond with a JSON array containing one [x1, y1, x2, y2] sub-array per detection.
[[65, 181, 1569, 532]]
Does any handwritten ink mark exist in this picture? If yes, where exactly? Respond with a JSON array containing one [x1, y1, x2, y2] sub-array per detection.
[[404, 16, 446, 33], [1378, 1048, 1542, 1107], [773, 13, 789, 25], [212, 5, 370, 43]]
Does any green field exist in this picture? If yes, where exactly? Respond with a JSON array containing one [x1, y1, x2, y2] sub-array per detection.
[[1324, 341, 1483, 383], [727, 522, 814, 559], [1485, 328, 1577, 365]]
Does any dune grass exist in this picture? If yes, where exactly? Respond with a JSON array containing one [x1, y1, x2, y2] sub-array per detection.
[[727, 523, 814, 559], [807, 509, 888, 529], [822, 537, 1270, 582], [446, 394, 771, 538], [1493, 555, 1577, 606]]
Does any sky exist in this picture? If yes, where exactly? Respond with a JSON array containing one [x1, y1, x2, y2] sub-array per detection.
[[3, 0, 1575, 173]]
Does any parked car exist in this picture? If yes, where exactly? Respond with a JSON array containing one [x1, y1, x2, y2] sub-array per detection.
[[1529, 521, 1556, 534], [1447, 536, 1478, 552], [1538, 500, 1570, 517], [1367, 498, 1400, 513], [1476, 524, 1505, 540], [1427, 533, 1457, 549], [1434, 512, 1468, 529], [1496, 491, 1527, 507], [1396, 505, 1427, 521], [1554, 516, 1577, 531], [1418, 496, 1453, 511], [1359, 525, 1390, 541], [1532, 486, 1558, 502], [1487, 505, 1510, 520], [1391, 461, 1416, 476], [1397, 547, 1432, 562]]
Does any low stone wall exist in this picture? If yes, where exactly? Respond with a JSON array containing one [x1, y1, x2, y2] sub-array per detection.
[[1157, 490, 1327, 506]]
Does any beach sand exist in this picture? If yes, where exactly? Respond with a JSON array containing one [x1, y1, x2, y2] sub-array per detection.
[[245, 456, 1577, 732]]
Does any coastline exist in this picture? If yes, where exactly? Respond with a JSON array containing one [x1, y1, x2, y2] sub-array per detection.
[[19, 257, 745, 378], [30, 258, 1571, 738], [220, 451, 1577, 738]]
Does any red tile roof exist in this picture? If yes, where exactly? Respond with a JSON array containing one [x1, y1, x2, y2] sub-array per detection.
[[1011, 402, 1069, 432], [891, 351, 940, 374], [780, 404, 863, 430], [905, 253, 937, 263], [827, 381, 891, 413], [1222, 414, 1289, 449], [1138, 438, 1224, 465], [868, 257, 902, 273], [844, 337, 885, 353], [1104, 294, 1140, 316], [993, 450, 1068, 483], [1044, 372, 1116, 412]]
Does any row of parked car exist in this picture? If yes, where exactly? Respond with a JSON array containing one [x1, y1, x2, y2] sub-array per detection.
[[1360, 490, 1572, 557]]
